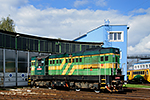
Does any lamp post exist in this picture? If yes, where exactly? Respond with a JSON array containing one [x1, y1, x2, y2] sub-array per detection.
[[56, 41, 61, 53], [15, 34, 20, 87]]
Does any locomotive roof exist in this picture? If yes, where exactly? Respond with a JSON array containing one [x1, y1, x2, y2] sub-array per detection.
[[49, 47, 120, 58], [31, 47, 120, 59], [31, 55, 49, 60]]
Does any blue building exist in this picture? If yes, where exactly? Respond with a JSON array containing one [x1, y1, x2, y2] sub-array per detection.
[[74, 21, 129, 80]]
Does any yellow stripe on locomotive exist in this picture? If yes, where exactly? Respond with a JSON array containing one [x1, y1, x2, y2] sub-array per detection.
[[48, 53, 120, 75]]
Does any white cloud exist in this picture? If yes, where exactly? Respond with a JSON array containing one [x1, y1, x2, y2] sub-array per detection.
[[95, 0, 107, 7], [0, 0, 28, 7], [74, 0, 89, 7], [74, 0, 107, 8], [11, 5, 129, 40], [0, 0, 150, 54], [130, 8, 150, 14], [0, 0, 28, 19], [128, 34, 150, 54], [0, 0, 28, 11], [128, 8, 150, 48]]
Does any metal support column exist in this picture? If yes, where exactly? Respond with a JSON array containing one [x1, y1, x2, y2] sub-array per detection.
[[15, 50, 18, 87], [27, 51, 30, 76], [3, 49, 5, 87]]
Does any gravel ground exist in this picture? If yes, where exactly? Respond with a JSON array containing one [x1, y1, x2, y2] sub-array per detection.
[[0, 87, 150, 100]]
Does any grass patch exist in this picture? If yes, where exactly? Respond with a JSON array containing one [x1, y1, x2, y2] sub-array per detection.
[[124, 84, 150, 88]]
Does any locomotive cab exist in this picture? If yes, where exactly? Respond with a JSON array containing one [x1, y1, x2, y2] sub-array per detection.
[[31, 56, 48, 75]]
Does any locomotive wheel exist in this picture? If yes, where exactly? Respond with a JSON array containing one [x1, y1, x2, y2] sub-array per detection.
[[94, 90, 100, 93], [48, 87, 52, 89], [75, 88, 80, 91]]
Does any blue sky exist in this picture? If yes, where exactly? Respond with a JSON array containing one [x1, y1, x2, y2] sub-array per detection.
[[28, 0, 149, 15], [0, 0, 150, 54]]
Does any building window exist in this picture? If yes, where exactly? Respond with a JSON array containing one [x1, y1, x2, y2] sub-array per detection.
[[109, 33, 113, 40], [118, 33, 121, 40], [143, 65, 145, 68], [146, 65, 148, 68], [108, 31, 124, 42]]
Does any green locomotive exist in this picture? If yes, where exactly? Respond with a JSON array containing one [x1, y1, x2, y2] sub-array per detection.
[[30, 47, 124, 92]]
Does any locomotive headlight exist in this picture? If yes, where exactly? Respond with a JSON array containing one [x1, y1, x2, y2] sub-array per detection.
[[115, 49, 118, 53]]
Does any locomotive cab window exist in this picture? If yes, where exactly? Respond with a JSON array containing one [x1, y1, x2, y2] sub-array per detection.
[[69, 59, 71, 63], [31, 62, 35, 66], [60, 60, 62, 63], [105, 56, 108, 61], [79, 58, 82, 62], [53, 60, 55, 64], [38, 60, 42, 66], [66, 59, 68, 63], [115, 56, 118, 62], [100, 56, 104, 61], [72, 59, 75, 63], [41, 60, 44, 66], [56, 60, 59, 64], [76, 58, 78, 62], [50, 60, 52, 64]]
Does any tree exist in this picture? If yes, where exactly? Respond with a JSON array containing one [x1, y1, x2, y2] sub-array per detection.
[[0, 15, 15, 32]]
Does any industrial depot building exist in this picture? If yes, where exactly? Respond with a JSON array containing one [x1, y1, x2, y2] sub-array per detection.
[[0, 30, 103, 87], [0, 21, 128, 87]]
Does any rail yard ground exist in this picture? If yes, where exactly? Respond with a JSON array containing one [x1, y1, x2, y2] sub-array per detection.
[[0, 85, 150, 100]]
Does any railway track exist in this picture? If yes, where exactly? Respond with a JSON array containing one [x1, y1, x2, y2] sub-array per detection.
[[0, 87, 150, 100]]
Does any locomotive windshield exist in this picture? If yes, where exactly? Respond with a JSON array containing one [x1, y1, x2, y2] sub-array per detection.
[[38, 59, 44, 66]]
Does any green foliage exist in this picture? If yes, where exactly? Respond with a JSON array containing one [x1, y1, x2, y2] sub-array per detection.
[[0, 16, 15, 32]]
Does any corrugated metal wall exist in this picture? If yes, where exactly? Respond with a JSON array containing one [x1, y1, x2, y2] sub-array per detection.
[[0, 31, 101, 87]]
